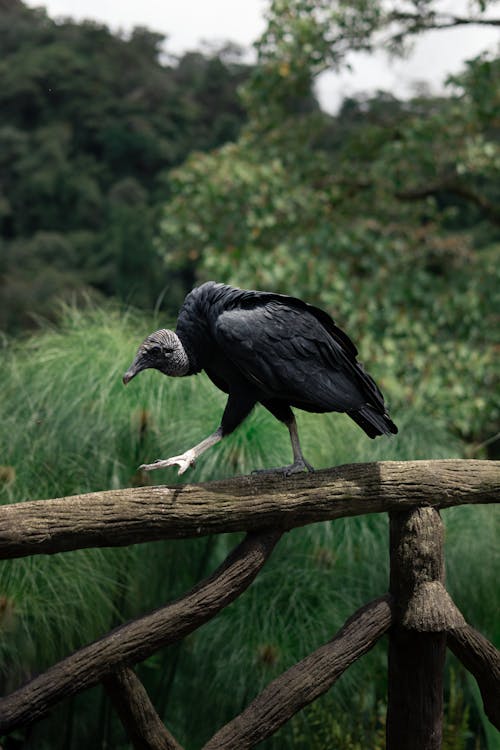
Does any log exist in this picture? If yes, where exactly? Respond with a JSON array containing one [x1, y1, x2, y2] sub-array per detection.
[[448, 625, 500, 730], [0, 460, 498, 559], [0, 530, 281, 734], [103, 667, 183, 750], [203, 596, 393, 749]]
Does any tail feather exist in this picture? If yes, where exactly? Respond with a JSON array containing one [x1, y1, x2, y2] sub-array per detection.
[[349, 405, 398, 439]]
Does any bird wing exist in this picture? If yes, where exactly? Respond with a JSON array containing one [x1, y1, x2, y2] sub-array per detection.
[[212, 296, 374, 412]]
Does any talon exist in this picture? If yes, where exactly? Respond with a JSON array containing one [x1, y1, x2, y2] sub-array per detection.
[[177, 460, 194, 476], [139, 462, 159, 472], [139, 450, 197, 474], [253, 458, 314, 477]]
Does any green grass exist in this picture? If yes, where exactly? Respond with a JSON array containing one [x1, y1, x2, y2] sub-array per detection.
[[0, 304, 498, 749]]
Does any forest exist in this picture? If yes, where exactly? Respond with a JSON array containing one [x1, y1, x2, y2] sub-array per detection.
[[0, 0, 499, 748]]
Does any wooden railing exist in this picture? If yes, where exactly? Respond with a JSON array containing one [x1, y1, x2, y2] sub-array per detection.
[[0, 459, 499, 749]]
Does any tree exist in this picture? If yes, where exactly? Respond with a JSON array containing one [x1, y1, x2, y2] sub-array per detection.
[[242, 0, 500, 122], [157, 0, 500, 445], [0, 1, 252, 330]]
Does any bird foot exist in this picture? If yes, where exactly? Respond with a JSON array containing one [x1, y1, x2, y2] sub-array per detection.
[[139, 449, 196, 476], [252, 458, 315, 477]]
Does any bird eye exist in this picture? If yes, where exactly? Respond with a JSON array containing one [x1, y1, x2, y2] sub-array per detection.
[[149, 345, 162, 356]]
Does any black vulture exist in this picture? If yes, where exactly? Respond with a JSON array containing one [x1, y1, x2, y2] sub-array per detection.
[[123, 281, 397, 475]]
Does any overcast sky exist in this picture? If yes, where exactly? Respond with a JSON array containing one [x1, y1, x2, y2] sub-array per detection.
[[25, 0, 500, 112]]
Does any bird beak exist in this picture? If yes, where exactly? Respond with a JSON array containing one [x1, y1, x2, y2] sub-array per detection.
[[122, 369, 134, 385], [122, 359, 142, 385]]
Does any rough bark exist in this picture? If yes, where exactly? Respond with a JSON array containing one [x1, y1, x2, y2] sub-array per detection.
[[202, 596, 393, 750], [0, 460, 498, 747], [448, 625, 500, 730], [0, 529, 282, 734], [0, 460, 497, 559], [387, 508, 448, 750], [103, 667, 183, 750]]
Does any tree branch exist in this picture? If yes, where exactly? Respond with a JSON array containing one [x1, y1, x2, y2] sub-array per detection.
[[389, 11, 500, 30], [202, 595, 393, 749], [103, 666, 183, 750], [0, 529, 282, 735], [0, 460, 498, 559], [448, 625, 500, 730], [396, 183, 500, 227]]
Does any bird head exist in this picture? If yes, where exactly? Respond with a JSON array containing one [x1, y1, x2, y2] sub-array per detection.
[[122, 329, 189, 384]]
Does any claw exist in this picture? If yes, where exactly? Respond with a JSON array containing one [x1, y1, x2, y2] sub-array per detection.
[[285, 459, 315, 476], [252, 458, 315, 477], [139, 449, 196, 475]]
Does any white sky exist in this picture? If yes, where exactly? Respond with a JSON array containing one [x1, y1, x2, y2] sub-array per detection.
[[26, 0, 500, 112]]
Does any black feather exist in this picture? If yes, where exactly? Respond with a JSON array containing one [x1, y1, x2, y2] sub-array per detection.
[[175, 281, 398, 439]]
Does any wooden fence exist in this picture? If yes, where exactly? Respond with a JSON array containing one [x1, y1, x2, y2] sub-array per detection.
[[0, 459, 499, 749]]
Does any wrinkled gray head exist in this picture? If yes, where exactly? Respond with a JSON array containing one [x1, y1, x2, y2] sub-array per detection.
[[123, 329, 189, 384]]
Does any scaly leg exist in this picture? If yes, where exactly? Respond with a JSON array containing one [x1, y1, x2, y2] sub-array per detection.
[[140, 428, 223, 475], [140, 390, 257, 476], [287, 417, 315, 474], [255, 402, 315, 476]]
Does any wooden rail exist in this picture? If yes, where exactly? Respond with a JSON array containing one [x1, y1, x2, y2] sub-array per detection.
[[0, 459, 499, 749]]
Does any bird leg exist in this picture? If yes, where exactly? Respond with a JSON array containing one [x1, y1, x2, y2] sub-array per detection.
[[253, 414, 314, 477], [287, 417, 315, 474], [140, 428, 223, 476], [140, 393, 256, 477]]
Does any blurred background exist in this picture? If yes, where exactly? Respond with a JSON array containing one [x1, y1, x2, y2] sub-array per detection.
[[0, 0, 499, 748]]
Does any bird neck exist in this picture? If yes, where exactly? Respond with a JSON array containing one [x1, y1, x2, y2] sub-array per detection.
[[171, 333, 191, 376], [175, 292, 212, 375], [174, 329, 202, 375]]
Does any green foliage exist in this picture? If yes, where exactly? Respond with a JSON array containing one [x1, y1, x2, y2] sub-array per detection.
[[1, 0, 500, 746], [158, 48, 500, 444], [0, 1, 251, 331], [0, 308, 498, 748], [288, 697, 387, 749], [442, 669, 472, 750], [242, 0, 499, 126]]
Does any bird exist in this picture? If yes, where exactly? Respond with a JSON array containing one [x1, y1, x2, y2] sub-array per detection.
[[123, 281, 397, 476]]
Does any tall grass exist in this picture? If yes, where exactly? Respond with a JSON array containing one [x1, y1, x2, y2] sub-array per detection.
[[0, 305, 497, 749]]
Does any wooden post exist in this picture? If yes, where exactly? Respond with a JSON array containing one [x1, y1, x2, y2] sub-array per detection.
[[387, 507, 448, 750]]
